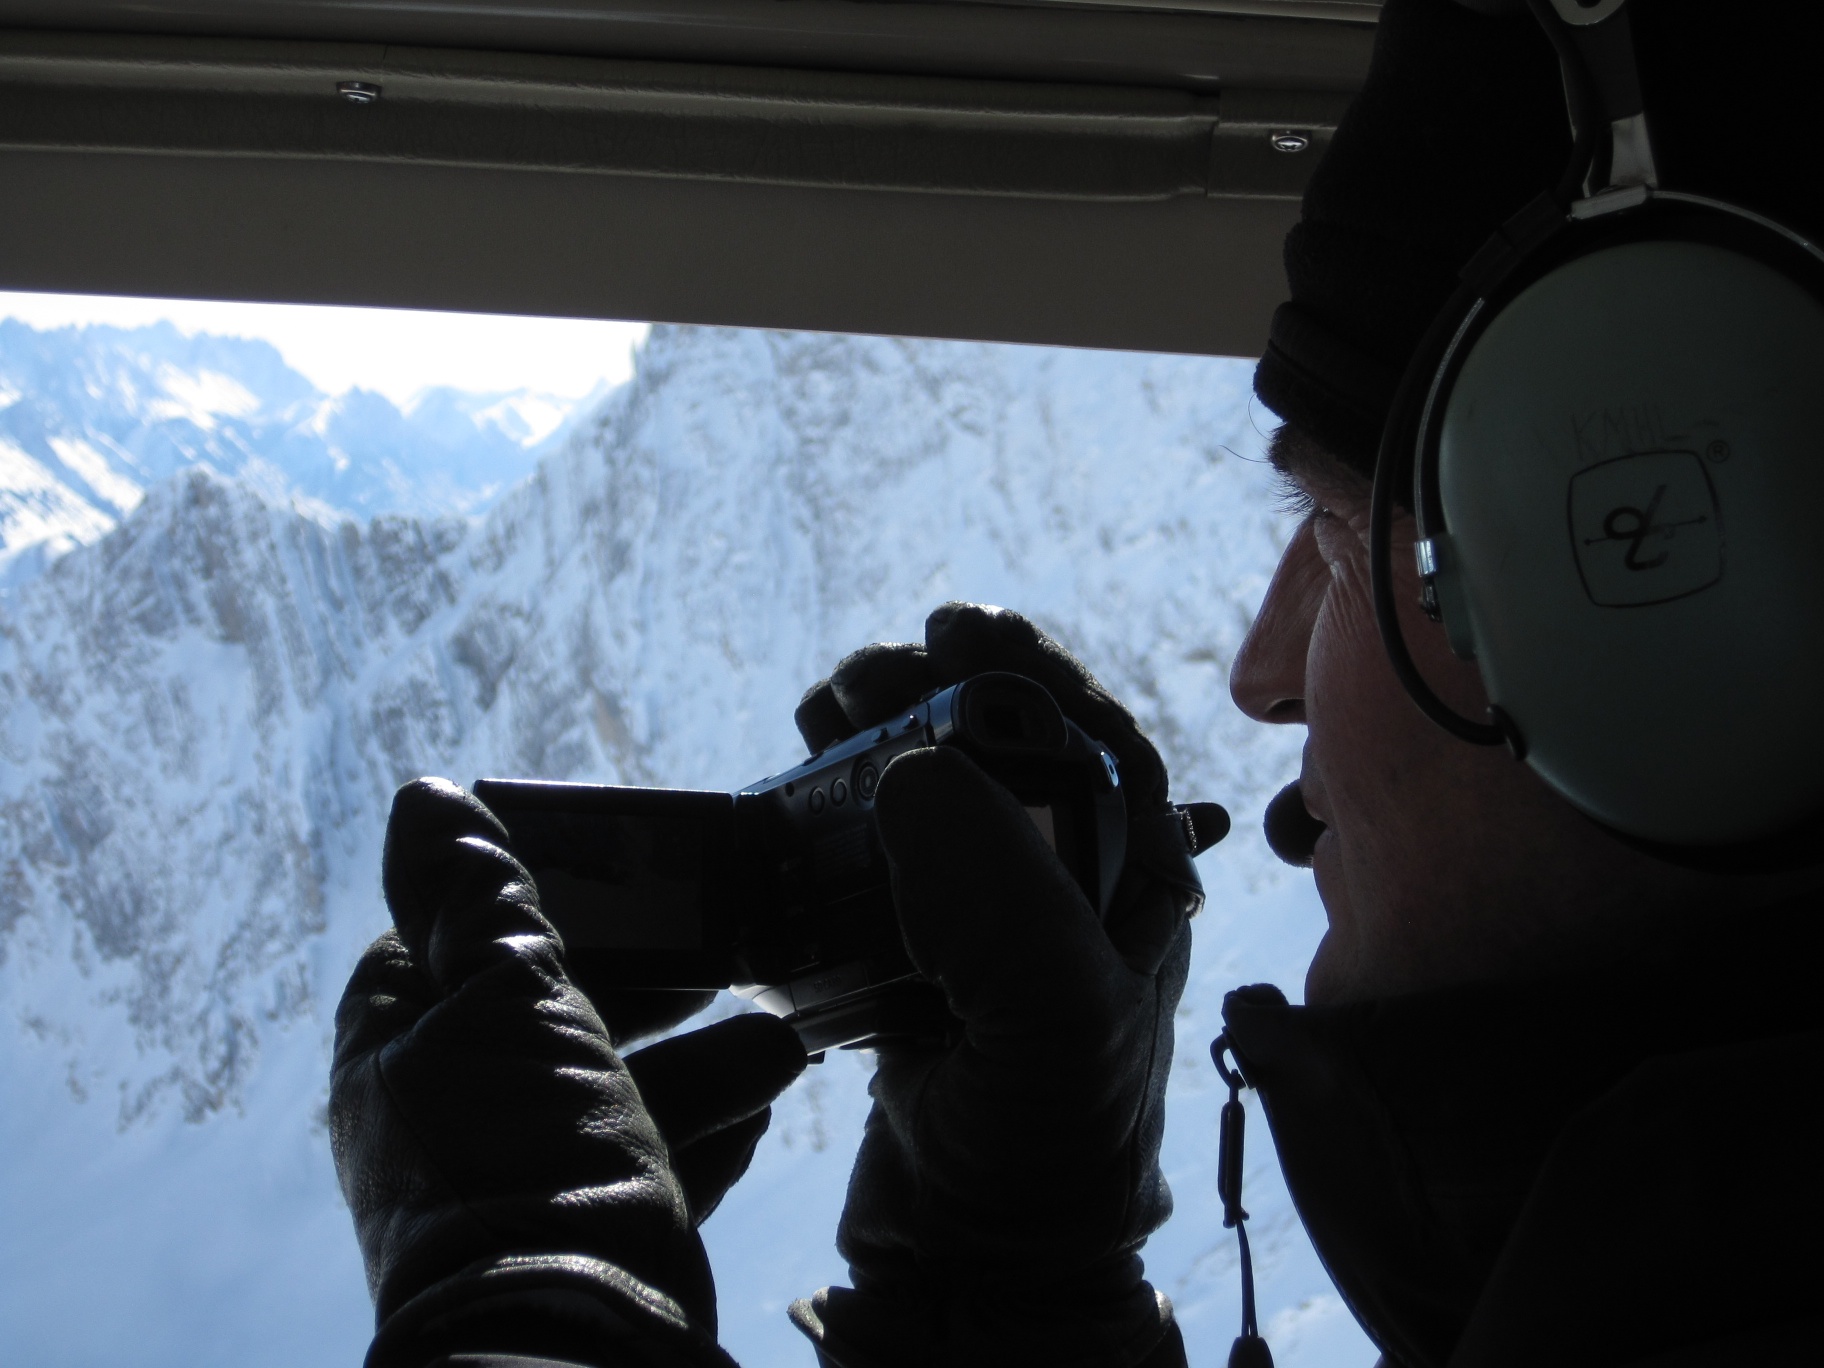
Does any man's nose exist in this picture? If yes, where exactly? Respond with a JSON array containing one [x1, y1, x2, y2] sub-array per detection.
[[1231, 522, 1324, 725]]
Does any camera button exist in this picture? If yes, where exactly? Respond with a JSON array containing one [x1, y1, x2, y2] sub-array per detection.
[[855, 762, 880, 802], [809, 787, 826, 814], [832, 779, 849, 806]]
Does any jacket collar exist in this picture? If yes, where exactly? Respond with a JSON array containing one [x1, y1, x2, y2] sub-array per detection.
[[1220, 896, 1824, 1368]]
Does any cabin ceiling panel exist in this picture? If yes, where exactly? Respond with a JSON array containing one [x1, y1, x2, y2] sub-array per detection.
[[0, 2, 1372, 351]]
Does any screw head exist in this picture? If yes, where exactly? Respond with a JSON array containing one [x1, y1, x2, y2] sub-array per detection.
[[1270, 130, 1312, 154], [337, 81, 382, 105], [1706, 438, 1733, 463]]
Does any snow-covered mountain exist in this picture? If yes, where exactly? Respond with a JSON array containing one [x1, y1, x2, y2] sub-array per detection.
[[0, 325, 1371, 1368], [0, 319, 581, 586]]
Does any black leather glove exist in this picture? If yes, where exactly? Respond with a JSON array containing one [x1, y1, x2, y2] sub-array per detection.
[[785, 604, 1215, 1368], [331, 778, 806, 1368]]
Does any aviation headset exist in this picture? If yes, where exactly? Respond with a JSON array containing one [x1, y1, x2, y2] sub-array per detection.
[[1372, 0, 1824, 860]]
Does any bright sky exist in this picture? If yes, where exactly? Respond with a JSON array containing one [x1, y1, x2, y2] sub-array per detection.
[[0, 292, 651, 406]]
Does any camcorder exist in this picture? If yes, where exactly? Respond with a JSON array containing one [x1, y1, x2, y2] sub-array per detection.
[[474, 672, 1143, 1051]]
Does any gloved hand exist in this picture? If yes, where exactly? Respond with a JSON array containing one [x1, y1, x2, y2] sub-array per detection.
[[331, 777, 806, 1368], [786, 604, 1215, 1368]]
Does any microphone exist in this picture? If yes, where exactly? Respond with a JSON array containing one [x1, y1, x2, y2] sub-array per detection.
[[1262, 781, 1326, 868]]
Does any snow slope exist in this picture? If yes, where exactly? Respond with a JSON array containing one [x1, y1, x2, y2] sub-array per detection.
[[0, 325, 1371, 1367], [0, 319, 579, 587]]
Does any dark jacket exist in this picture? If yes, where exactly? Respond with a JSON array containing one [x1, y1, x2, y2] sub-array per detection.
[[1222, 896, 1824, 1368], [403, 897, 1823, 1368]]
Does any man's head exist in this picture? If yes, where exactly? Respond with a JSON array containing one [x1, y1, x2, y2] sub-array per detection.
[[1237, 0, 1824, 1005], [1231, 425, 1824, 1006]]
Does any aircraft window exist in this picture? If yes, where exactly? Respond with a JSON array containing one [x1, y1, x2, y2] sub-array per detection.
[[0, 293, 1372, 1367]]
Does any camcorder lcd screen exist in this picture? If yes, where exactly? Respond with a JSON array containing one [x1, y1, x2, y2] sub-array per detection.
[[472, 780, 738, 985]]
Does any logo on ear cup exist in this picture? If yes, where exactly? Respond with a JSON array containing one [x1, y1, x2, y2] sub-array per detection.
[[1568, 450, 1724, 606]]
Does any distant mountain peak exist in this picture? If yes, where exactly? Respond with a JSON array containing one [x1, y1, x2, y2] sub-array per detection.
[[0, 319, 596, 588]]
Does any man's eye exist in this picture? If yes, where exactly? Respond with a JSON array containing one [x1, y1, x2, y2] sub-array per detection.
[[1310, 509, 1359, 571], [1291, 494, 1337, 528]]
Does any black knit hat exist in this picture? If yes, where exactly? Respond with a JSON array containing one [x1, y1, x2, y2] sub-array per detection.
[[1253, 0, 1824, 476]]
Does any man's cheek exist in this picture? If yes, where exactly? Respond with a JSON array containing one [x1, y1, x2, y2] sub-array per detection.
[[1310, 823, 1344, 910], [1303, 839, 1357, 1006], [1303, 576, 1401, 768], [1301, 549, 1449, 885]]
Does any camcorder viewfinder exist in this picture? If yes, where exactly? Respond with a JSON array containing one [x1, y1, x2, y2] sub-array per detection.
[[474, 673, 1128, 1051]]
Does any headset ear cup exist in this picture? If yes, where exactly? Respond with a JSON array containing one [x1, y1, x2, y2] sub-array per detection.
[[1434, 205, 1824, 848]]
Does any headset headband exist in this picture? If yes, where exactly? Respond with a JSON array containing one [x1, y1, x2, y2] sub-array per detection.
[[1369, 0, 1659, 752]]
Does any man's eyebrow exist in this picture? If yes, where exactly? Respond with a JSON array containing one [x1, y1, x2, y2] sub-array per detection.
[[1266, 426, 1321, 517], [1267, 423, 1370, 505], [1267, 422, 1335, 485], [1266, 422, 1303, 477]]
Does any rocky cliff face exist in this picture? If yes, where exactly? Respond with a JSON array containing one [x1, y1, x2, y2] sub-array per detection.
[[0, 470, 470, 1118], [3, 324, 1295, 1118], [0, 323, 1365, 1367]]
